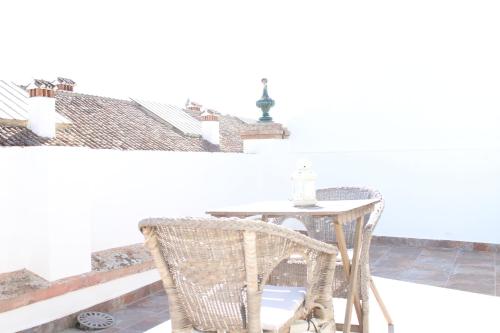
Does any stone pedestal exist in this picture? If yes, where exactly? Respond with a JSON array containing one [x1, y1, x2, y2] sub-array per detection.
[[241, 123, 290, 153]]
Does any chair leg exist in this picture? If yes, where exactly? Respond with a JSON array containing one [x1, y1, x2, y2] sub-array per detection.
[[362, 299, 369, 333], [369, 278, 393, 325]]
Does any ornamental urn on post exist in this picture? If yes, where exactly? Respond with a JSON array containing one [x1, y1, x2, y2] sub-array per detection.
[[256, 78, 275, 122], [291, 159, 317, 207]]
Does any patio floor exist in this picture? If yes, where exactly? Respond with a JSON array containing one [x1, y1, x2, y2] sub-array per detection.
[[60, 244, 500, 333]]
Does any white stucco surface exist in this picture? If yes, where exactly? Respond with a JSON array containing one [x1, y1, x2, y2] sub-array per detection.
[[201, 120, 220, 145], [0, 147, 91, 279], [28, 97, 56, 138]]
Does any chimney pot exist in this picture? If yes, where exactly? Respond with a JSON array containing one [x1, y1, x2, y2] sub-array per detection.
[[200, 112, 220, 145], [56, 77, 76, 92], [186, 101, 202, 116], [200, 114, 219, 122], [27, 79, 57, 138]]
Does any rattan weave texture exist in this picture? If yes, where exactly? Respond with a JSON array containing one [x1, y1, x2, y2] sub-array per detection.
[[139, 217, 338, 333]]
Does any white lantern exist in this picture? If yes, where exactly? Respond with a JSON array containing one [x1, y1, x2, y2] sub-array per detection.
[[291, 159, 317, 207]]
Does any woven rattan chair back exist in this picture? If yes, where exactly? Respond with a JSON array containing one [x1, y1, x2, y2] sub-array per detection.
[[314, 187, 390, 331], [268, 188, 391, 332], [139, 217, 337, 333], [305, 187, 382, 248]]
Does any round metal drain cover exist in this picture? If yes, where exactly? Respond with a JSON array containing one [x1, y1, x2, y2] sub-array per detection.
[[77, 311, 115, 330]]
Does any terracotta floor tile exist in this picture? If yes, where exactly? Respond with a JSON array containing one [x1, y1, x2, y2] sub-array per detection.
[[398, 268, 450, 287], [369, 245, 392, 264], [412, 255, 456, 273], [126, 295, 169, 314], [419, 247, 459, 259], [373, 246, 422, 273], [446, 280, 495, 295], [446, 273, 495, 295], [152, 310, 170, 322], [453, 264, 494, 276], [455, 250, 495, 266], [129, 317, 167, 331], [373, 257, 415, 271], [448, 271, 495, 283], [371, 264, 412, 280], [95, 328, 122, 333], [109, 307, 153, 329], [112, 329, 143, 333], [383, 246, 423, 259]]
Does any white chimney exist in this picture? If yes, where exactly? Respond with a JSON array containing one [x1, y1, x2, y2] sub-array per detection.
[[200, 113, 220, 145], [27, 80, 56, 138]]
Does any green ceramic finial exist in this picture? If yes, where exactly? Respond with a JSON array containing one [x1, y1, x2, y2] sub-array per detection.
[[256, 78, 275, 122]]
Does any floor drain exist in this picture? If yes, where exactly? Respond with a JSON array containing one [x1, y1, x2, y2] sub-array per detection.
[[77, 311, 115, 330]]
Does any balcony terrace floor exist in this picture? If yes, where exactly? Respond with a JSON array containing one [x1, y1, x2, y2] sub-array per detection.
[[60, 244, 500, 333]]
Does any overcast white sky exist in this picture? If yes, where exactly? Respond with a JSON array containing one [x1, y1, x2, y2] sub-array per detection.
[[1, 0, 499, 150]]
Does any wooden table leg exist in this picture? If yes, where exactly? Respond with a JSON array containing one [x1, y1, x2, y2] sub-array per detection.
[[334, 221, 362, 320], [370, 278, 393, 325], [343, 216, 364, 333], [334, 223, 351, 276], [335, 221, 363, 331]]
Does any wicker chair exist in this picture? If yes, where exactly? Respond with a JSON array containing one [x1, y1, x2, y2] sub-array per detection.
[[139, 217, 338, 333], [312, 187, 393, 332], [270, 187, 393, 332], [314, 187, 392, 332]]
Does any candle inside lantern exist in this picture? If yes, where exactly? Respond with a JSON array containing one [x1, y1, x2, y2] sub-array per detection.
[[291, 159, 317, 207]]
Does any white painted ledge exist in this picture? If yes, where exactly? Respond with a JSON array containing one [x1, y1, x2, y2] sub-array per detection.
[[0, 269, 160, 333]]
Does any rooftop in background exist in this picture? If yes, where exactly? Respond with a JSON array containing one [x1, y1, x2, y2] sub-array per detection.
[[0, 80, 70, 126], [0, 80, 251, 152], [132, 98, 202, 137]]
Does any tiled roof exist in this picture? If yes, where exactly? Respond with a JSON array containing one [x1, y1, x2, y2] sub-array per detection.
[[219, 114, 249, 152], [184, 107, 249, 153], [132, 98, 202, 136], [0, 91, 250, 152]]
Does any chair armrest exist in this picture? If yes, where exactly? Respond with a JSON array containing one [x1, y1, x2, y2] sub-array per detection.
[[361, 200, 384, 266], [302, 242, 338, 322], [365, 200, 384, 230]]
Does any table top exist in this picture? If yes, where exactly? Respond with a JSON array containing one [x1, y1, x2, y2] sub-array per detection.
[[206, 198, 380, 217]]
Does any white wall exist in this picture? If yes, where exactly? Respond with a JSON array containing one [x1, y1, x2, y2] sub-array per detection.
[[0, 148, 31, 273], [243, 138, 291, 154], [89, 149, 271, 251], [295, 150, 500, 243], [1, 146, 499, 279], [0, 147, 91, 280]]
